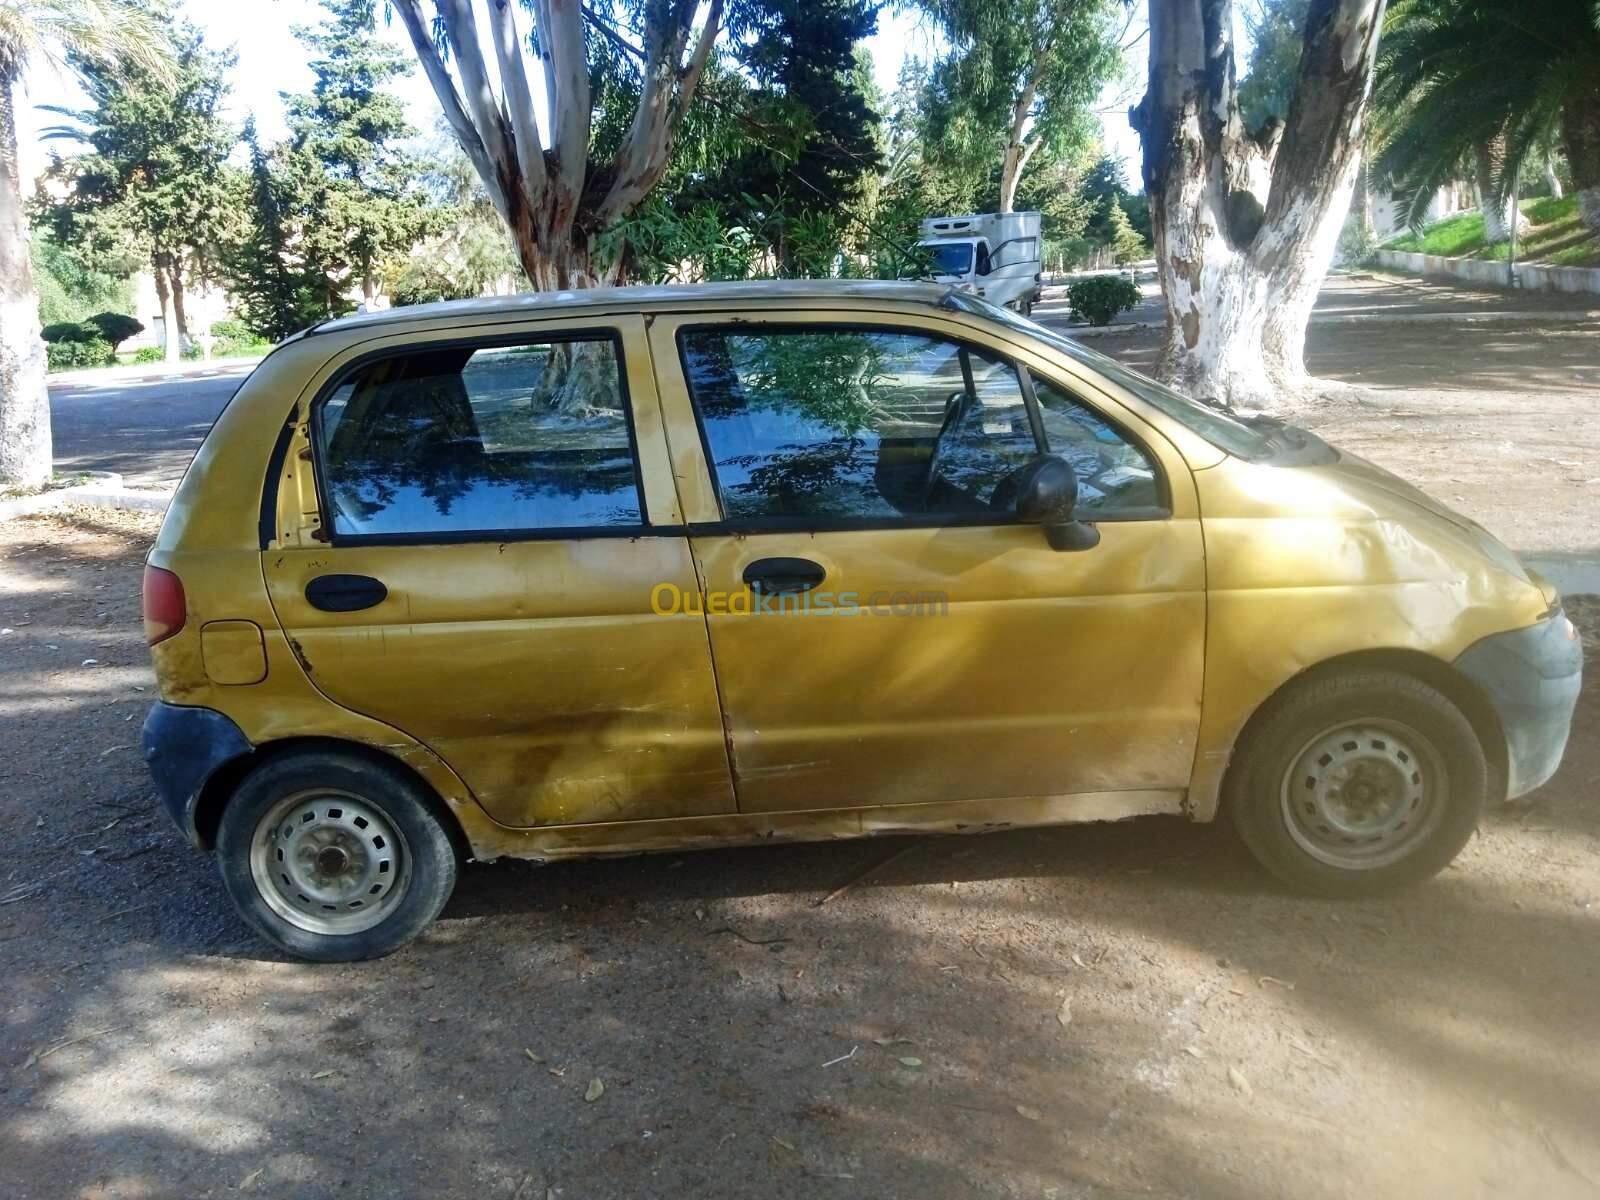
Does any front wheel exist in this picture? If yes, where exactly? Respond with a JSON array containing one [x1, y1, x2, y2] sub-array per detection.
[[1226, 669, 1486, 896], [215, 749, 459, 961]]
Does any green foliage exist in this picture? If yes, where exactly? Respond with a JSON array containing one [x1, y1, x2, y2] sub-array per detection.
[[1080, 154, 1151, 244], [916, 0, 1122, 210], [1105, 196, 1147, 264], [36, 22, 235, 301], [29, 233, 133, 326], [1238, 0, 1311, 135], [224, 120, 332, 340], [282, 0, 436, 301], [45, 338, 114, 371], [685, 0, 882, 243], [130, 346, 166, 364], [85, 311, 142, 348], [1065, 274, 1141, 325], [40, 321, 100, 344], [1381, 195, 1599, 266]]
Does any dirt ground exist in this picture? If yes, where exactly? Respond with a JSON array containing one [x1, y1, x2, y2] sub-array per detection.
[[4, 311, 1600, 1199]]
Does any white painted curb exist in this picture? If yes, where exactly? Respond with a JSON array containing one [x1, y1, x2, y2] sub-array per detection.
[[0, 471, 172, 521]]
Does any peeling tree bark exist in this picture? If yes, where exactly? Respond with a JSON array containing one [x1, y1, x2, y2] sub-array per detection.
[[395, 0, 723, 290], [1132, 0, 1384, 408], [998, 45, 1050, 214], [0, 72, 48, 487]]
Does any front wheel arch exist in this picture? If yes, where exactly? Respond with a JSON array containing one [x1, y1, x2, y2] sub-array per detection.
[[193, 737, 470, 862], [1224, 648, 1508, 808]]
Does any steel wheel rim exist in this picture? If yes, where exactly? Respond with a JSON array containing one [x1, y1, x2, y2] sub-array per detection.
[[1279, 718, 1446, 870], [249, 789, 412, 936]]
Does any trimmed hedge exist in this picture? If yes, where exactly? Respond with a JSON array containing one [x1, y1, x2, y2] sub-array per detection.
[[1065, 275, 1142, 326], [46, 338, 114, 370], [86, 311, 144, 349]]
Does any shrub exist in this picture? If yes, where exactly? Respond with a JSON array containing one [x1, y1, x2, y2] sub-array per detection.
[[46, 338, 114, 371], [1065, 275, 1142, 326], [85, 311, 144, 350], [209, 317, 251, 342], [40, 320, 102, 345]]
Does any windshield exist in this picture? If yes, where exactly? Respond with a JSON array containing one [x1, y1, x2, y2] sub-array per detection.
[[922, 241, 974, 276], [942, 290, 1278, 460]]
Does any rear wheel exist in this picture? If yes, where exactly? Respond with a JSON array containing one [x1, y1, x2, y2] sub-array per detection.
[[215, 750, 458, 961], [1226, 669, 1486, 896]]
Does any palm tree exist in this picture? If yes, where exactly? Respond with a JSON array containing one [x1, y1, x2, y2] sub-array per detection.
[[1372, 0, 1600, 238], [0, 0, 167, 487]]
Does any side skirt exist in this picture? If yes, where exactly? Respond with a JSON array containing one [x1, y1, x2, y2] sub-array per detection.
[[457, 789, 1188, 863]]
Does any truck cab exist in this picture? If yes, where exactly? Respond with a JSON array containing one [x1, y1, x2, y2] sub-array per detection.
[[917, 212, 1044, 314]]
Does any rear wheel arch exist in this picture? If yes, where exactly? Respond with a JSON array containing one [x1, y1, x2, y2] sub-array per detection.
[[193, 737, 470, 861]]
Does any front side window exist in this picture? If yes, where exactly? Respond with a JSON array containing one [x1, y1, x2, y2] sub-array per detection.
[[316, 336, 642, 538], [1032, 377, 1163, 514], [680, 327, 1041, 525]]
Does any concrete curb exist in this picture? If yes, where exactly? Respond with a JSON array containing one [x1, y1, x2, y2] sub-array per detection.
[[1059, 308, 1600, 338], [0, 471, 172, 521]]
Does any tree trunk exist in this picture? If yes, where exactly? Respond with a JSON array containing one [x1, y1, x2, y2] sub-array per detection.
[[168, 261, 189, 344], [1559, 90, 1600, 233], [1132, 0, 1383, 409], [0, 76, 52, 488], [1472, 135, 1522, 242], [998, 48, 1049, 214], [1543, 154, 1563, 200], [153, 254, 180, 366]]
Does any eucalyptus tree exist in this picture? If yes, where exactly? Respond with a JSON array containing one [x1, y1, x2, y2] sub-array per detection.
[[0, 0, 168, 486], [920, 0, 1122, 213], [391, 0, 753, 288], [1131, 0, 1386, 407]]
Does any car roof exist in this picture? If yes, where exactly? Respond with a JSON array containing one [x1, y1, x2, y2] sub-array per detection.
[[308, 279, 954, 338]]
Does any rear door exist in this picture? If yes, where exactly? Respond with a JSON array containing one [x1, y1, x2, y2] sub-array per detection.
[[263, 315, 735, 827]]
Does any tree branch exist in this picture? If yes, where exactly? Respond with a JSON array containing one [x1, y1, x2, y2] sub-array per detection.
[[545, 0, 591, 207], [489, 0, 548, 203], [391, 0, 512, 224]]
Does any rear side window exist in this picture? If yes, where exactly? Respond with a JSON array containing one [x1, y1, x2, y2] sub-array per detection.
[[315, 336, 643, 538]]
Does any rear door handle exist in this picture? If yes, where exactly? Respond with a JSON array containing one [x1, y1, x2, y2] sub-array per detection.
[[305, 574, 388, 612], [742, 557, 826, 595]]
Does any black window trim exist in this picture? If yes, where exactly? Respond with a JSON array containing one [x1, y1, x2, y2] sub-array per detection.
[[673, 319, 1170, 534], [305, 328, 656, 548]]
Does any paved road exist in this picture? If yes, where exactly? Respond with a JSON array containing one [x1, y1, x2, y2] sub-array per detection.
[[49, 362, 256, 488]]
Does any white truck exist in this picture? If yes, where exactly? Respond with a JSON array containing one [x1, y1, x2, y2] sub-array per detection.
[[916, 212, 1044, 314]]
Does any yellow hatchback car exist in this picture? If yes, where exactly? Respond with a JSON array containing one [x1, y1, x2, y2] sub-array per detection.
[[141, 281, 1581, 960]]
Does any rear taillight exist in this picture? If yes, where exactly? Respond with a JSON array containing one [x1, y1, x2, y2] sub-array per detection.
[[143, 565, 186, 646]]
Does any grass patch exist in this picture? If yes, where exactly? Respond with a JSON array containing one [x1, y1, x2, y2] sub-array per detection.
[[1381, 195, 1599, 268]]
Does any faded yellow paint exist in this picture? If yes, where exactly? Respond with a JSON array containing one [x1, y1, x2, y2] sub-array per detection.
[[146, 280, 1552, 863]]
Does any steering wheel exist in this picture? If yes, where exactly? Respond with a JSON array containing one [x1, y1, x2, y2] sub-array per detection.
[[920, 389, 970, 511]]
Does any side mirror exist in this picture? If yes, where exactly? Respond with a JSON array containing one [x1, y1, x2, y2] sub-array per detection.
[[1012, 455, 1100, 552]]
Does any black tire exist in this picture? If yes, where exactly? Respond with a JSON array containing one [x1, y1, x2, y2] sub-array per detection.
[[1225, 669, 1486, 897], [214, 749, 458, 962]]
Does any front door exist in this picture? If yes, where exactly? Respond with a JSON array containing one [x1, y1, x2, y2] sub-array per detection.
[[649, 311, 1205, 815], [263, 316, 734, 827]]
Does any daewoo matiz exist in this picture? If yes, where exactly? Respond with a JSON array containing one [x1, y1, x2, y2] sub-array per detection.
[[140, 281, 1581, 961]]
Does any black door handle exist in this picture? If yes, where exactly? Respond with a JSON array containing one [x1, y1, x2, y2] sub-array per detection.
[[305, 574, 388, 612], [742, 557, 826, 595]]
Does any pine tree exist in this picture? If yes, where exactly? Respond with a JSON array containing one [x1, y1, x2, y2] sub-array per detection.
[[37, 23, 234, 348], [225, 120, 324, 341], [1106, 195, 1147, 266], [285, 0, 432, 304]]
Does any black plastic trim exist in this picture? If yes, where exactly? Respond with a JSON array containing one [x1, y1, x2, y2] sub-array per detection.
[[258, 416, 295, 550], [141, 702, 254, 849]]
